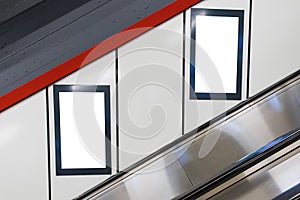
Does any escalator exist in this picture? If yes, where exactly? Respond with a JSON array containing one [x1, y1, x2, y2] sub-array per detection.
[[174, 130, 300, 200], [184, 147, 300, 200], [74, 70, 300, 200]]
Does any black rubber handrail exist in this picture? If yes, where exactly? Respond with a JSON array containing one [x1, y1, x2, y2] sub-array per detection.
[[272, 182, 300, 200], [173, 128, 300, 200], [75, 70, 300, 199]]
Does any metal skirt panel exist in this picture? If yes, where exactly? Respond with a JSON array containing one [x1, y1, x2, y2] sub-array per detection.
[[85, 76, 300, 200]]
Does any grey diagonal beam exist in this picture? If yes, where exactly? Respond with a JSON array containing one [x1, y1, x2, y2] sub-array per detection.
[[0, 0, 173, 96]]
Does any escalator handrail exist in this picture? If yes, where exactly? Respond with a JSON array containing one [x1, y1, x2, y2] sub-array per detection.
[[272, 182, 300, 200], [173, 128, 300, 200], [75, 70, 300, 199]]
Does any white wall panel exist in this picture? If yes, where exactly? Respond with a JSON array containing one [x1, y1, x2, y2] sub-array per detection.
[[118, 14, 183, 170], [3, 1, 299, 199], [249, 0, 300, 96], [0, 91, 48, 200], [184, 0, 250, 133], [47, 51, 116, 200]]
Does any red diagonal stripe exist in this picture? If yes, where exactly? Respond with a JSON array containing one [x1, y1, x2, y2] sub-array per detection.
[[0, 0, 201, 111]]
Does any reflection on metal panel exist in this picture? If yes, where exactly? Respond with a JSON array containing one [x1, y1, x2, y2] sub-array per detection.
[[93, 154, 193, 200], [178, 81, 300, 185], [210, 151, 300, 200], [79, 75, 300, 200]]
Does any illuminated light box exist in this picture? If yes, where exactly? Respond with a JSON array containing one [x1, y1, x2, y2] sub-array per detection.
[[190, 9, 244, 100], [53, 85, 111, 175]]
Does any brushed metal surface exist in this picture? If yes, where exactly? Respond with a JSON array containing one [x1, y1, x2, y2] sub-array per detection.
[[178, 80, 300, 185], [210, 150, 300, 200], [92, 154, 193, 200], [195, 139, 300, 200], [82, 76, 300, 200]]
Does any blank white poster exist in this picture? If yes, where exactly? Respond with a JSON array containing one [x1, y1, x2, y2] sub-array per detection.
[[59, 92, 106, 169], [195, 15, 239, 93]]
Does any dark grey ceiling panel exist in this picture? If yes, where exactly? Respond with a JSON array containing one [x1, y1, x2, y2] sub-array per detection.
[[0, 0, 44, 24], [0, 0, 173, 96], [0, 0, 95, 52]]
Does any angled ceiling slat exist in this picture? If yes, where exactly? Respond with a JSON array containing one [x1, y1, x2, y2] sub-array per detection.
[[0, 0, 201, 111]]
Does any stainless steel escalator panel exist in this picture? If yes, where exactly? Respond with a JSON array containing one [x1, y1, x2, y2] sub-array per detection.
[[209, 149, 300, 200], [92, 154, 193, 200], [79, 75, 300, 200], [178, 81, 300, 186]]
